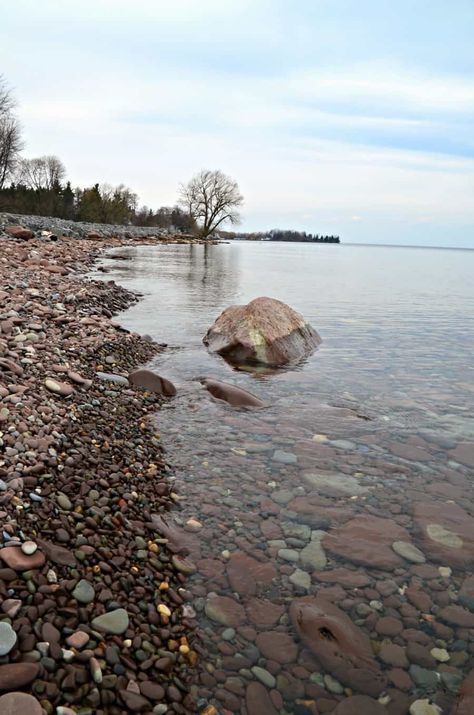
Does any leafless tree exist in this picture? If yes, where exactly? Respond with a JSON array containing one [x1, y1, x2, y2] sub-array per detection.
[[0, 75, 23, 188], [17, 155, 66, 190], [178, 169, 243, 238]]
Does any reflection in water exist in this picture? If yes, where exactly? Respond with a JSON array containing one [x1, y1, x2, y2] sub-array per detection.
[[93, 242, 474, 715]]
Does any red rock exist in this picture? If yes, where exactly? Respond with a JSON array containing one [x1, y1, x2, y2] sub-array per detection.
[[118, 689, 151, 711], [246, 682, 278, 715], [205, 595, 245, 627], [0, 692, 43, 714], [323, 515, 410, 570], [332, 695, 388, 714], [5, 226, 35, 240], [451, 669, 474, 714], [413, 501, 474, 567], [203, 296, 321, 367], [255, 631, 298, 664], [388, 668, 413, 691], [389, 442, 431, 461], [0, 663, 40, 690], [246, 599, 284, 628], [200, 378, 264, 407], [449, 442, 474, 468], [36, 538, 76, 566], [439, 605, 474, 628], [0, 546, 45, 571], [290, 596, 387, 696], [226, 552, 277, 596], [375, 616, 403, 636], [128, 369, 176, 397]]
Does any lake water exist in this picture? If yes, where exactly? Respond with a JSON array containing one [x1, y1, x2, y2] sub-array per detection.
[[95, 242, 474, 715]]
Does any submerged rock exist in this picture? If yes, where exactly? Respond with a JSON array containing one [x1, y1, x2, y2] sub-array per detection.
[[128, 368, 176, 397], [323, 515, 410, 570], [413, 501, 474, 566], [290, 596, 387, 696], [203, 296, 321, 367], [200, 377, 264, 407]]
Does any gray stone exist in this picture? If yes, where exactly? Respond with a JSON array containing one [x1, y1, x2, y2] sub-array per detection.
[[392, 540, 426, 563], [409, 664, 439, 689], [272, 450, 297, 464], [300, 530, 327, 571], [278, 548, 299, 562], [91, 608, 129, 634], [251, 665, 276, 688], [0, 622, 17, 656], [289, 569, 311, 590], [95, 372, 129, 386], [57, 493, 72, 511], [72, 579, 95, 604]]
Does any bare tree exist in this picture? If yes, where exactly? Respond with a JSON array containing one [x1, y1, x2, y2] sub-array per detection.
[[17, 155, 66, 190], [179, 169, 243, 238], [0, 75, 23, 188]]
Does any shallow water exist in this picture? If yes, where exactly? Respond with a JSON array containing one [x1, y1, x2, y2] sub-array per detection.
[[95, 242, 474, 714]]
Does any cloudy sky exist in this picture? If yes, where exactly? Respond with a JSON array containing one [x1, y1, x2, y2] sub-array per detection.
[[2, 0, 473, 246]]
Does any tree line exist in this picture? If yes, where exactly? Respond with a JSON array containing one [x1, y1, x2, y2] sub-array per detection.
[[0, 75, 195, 231], [268, 229, 340, 243]]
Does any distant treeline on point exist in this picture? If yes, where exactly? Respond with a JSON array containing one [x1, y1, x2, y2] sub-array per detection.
[[223, 229, 340, 243]]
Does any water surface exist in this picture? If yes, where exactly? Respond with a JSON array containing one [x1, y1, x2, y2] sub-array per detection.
[[95, 242, 474, 714]]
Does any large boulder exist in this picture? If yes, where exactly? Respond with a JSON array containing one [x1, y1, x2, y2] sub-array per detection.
[[203, 297, 321, 367], [200, 377, 264, 407]]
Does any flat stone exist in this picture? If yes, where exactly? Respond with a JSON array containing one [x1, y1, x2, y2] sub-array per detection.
[[44, 378, 74, 396], [449, 442, 474, 468], [375, 616, 403, 637], [0, 693, 43, 715], [0, 663, 39, 690], [289, 568, 311, 590], [303, 470, 369, 496], [246, 682, 278, 715], [0, 546, 45, 571], [91, 608, 129, 634], [323, 515, 410, 571], [226, 552, 276, 596], [205, 595, 245, 627], [272, 449, 297, 464], [392, 540, 426, 563], [57, 493, 72, 510], [300, 530, 327, 570], [246, 599, 284, 628], [72, 579, 95, 604], [0, 623, 17, 656], [438, 605, 474, 627], [1, 599, 21, 618], [96, 372, 129, 385], [413, 501, 474, 567], [315, 568, 372, 589], [36, 538, 76, 566], [255, 631, 298, 664]]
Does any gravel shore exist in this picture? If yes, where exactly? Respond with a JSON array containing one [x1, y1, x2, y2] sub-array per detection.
[[0, 234, 199, 714]]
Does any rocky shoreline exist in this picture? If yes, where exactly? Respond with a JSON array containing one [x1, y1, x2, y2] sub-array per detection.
[[0, 233, 200, 713], [0, 212, 219, 243]]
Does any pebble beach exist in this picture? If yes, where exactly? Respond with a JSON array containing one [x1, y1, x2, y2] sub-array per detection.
[[0, 233, 201, 714]]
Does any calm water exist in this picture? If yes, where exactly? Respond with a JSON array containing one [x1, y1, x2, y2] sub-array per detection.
[[95, 242, 474, 714]]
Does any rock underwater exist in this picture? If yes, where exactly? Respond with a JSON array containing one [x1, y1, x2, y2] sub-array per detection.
[[290, 596, 387, 697], [199, 377, 264, 407], [203, 296, 321, 368]]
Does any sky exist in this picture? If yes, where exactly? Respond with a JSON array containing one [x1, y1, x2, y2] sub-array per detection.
[[1, 0, 474, 246]]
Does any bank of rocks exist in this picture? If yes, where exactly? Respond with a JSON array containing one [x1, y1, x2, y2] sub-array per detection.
[[0, 235, 199, 713], [0, 212, 218, 244]]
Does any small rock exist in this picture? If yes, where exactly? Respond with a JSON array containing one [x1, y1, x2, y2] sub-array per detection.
[[392, 540, 426, 563], [251, 665, 276, 688], [409, 699, 443, 715], [0, 622, 17, 656], [430, 647, 449, 662], [72, 579, 95, 604], [91, 608, 129, 634], [21, 541, 37, 555], [0, 692, 43, 715]]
